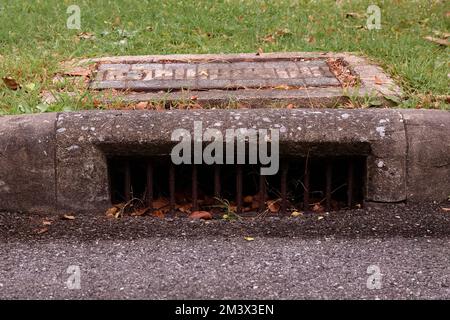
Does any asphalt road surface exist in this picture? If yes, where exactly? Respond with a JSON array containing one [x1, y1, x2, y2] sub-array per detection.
[[0, 203, 449, 299]]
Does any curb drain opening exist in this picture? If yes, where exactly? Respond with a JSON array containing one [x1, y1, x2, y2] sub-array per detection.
[[108, 156, 366, 216]]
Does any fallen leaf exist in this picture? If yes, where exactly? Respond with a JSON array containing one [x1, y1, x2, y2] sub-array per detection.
[[262, 34, 276, 43], [152, 198, 169, 210], [2, 76, 21, 90], [256, 48, 264, 56], [189, 211, 212, 220], [312, 203, 325, 213], [345, 12, 363, 19], [37, 228, 48, 234], [77, 32, 95, 40], [176, 203, 192, 213], [153, 210, 165, 218], [374, 76, 384, 85], [131, 207, 149, 216], [267, 200, 280, 213], [105, 206, 120, 218], [190, 95, 198, 101], [317, 216, 324, 221], [286, 104, 295, 109], [441, 207, 450, 212], [244, 236, 255, 241], [135, 102, 148, 110], [306, 36, 315, 43], [62, 214, 75, 220], [274, 28, 291, 36], [42, 220, 52, 226], [273, 84, 290, 90], [424, 36, 449, 47], [291, 211, 303, 217], [199, 70, 209, 76]]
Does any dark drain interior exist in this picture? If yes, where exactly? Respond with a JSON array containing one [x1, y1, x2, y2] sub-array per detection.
[[108, 156, 366, 215]]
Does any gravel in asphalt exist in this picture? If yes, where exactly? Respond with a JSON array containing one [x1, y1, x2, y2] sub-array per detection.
[[0, 203, 449, 299]]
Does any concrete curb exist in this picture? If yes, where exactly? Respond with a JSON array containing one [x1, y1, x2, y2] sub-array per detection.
[[0, 109, 449, 213]]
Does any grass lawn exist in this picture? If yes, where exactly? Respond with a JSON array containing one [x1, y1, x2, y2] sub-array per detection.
[[0, 0, 448, 114]]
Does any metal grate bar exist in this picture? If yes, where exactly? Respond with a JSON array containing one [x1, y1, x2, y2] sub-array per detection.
[[259, 173, 266, 212], [303, 159, 310, 211], [347, 159, 354, 208], [192, 165, 198, 211], [236, 165, 243, 214], [326, 160, 332, 211], [280, 162, 288, 214], [146, 162, 153, 208], [169, 163, 175, 212], [214, 164, 221, 198], [124, 160, 131, 201]]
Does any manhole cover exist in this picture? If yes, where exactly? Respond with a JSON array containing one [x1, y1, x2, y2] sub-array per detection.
[[66, 52, 402, 107]]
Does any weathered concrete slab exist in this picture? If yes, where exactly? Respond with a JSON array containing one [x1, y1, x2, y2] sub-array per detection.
[[0, 113, 56, 213], [54, 109, 407, 212], [400, 110, 450, 202], [73, 52, 402, 108], [1, 108, 448, 214]]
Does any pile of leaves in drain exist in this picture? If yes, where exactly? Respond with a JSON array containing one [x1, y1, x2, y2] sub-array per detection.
[[105, 193, 351, 220]]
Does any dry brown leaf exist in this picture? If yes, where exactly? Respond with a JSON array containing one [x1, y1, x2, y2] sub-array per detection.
[[345, 12, 363, 19], [2, 76, 21, 90], [312, 203, 325, 213], [135, 102, 149, 110], [244, 236, 255, 241], [37, 227, 48, 234], [42, 220, 52, 226], [131, 207, 149, 216], [105, 206, 120, 218], [424, 36, 449, 47], [256, 48, 264, 56], [251, 200, 260, 210], [176, 203, 192, 213], [153, 198, 169, 210], [441, 207, 450, 212], [262, 34, 276, 43], [77, 32, 95, 40], [273, 84, 290, 90], [374, 76, 384, 85], [307, 36, 316, 43], [62, 214, 75, 220], [267, 200, 280, 213], [190, 95, 198, 101], [153, 210, 165, 218], [189, 211, 212, 220]]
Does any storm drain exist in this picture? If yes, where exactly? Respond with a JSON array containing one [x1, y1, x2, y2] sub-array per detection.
[[108, 156, 366, 214]]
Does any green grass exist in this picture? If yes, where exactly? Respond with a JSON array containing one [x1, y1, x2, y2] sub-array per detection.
[[0, 0, 449, 114]]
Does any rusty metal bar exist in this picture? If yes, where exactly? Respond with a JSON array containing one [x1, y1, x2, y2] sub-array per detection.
[[214, 164, 221, 198], [146, 162, 153, 208], [169, 163, 175, 212], [192, 165, 198, 211], [326, 160, 332, 211], [280, 162, 288, 214], [259, 172, 266, 212], [124, 160, 131, 202], [236, 165, 243, 214], [303, 159, 310, 211], [347, 159, 354, 208]]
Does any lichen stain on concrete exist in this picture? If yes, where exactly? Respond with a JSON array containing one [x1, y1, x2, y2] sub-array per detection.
[[376, 126, 386, 138]]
